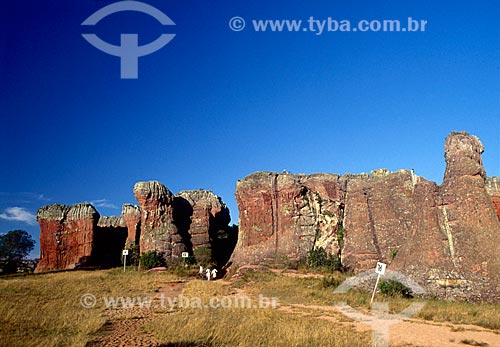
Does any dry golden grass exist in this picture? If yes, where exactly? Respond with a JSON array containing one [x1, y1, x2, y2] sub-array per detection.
[[0, 268, 181, 347], [145, 276, 371, 346], [146, 307, 371, 347], [2, 267, 500, 347], [232, 269, 500, 331]]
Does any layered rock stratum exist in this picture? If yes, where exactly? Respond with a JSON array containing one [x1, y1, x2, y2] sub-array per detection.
[[36, 183, 234, 271], [36, 203, 99, 272], [230, 132, 500, 300], [35, 131, 500, 300], [133, 181, 186, 259]]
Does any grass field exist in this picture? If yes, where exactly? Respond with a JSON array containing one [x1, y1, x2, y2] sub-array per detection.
[[1, 267, 500, 346]]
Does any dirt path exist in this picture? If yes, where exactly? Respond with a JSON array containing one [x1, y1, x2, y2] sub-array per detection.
[[87, 277, 500, 347], [278, 303, 500, 347], [86, 281, 185, 347]]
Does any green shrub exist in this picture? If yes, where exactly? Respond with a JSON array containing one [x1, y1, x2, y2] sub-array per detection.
[[193, 247, 214, 267], [307, 247, 341, 272], [378, 279, 412, 298], [139, 250, 163, 270], [121, 244, 140, 266]]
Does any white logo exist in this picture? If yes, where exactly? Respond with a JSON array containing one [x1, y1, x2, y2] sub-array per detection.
[[81, 1, 176, 79]]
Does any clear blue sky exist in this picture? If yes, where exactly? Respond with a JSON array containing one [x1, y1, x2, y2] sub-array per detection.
[[1, 0, 499, 258]]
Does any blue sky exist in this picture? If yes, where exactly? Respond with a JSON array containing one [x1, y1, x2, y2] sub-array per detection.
[[1, 0, 499, 258]]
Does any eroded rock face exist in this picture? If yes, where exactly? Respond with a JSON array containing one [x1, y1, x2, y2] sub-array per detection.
[[392, 133, 500, 300], [174, 190, 236, 265], [486, 177, 500, 221], [121, 204, 141, 248], [341, 169, 419, 271], [231, 132, 500, 300], [133, 181, 186, 260], [35, 203, 99, 272], [231, 172, 344, 265]]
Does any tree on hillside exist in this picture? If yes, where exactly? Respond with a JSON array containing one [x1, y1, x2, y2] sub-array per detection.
[[0, 230, 35, 274]]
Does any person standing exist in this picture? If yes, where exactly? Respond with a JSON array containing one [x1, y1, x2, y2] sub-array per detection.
[[206, 268, 211, 281], [211, 268, 218, 280]]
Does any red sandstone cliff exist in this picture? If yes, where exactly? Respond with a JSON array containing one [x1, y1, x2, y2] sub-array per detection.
[[121, 204, 141, 248], [231, 172, 344, 265], [133, 181, 187, 260], [35, 203, 99, 272], [391, 133, 500, 300], [486, 177, 500, 221], [230, 132, 500, 300], [174, 190, 236, 265]]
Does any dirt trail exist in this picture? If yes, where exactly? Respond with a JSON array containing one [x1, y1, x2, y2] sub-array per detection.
[[278, 303, 500, 347], [87, 277, 500, 347], [86, 282, 185, 347]]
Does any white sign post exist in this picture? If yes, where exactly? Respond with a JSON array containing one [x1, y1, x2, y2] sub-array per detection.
[[122, 249, 129, 272], [370, 262, 386, 305]]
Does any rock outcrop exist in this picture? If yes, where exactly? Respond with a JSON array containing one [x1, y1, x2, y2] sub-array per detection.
[[232, 172, 344, 265], [174, 190, 236, 265], [392, 133, 500, 300], [36, 204, 129, 272], [36, 181, 236, 272], [341, 169, 419, 270], [121, 204, 141, 248], [93, 216, 127, 267], [231, 132, 500, 300], [36, 203, 99, 272], [486, 177, 500, 221], [133, 181, 187, 260]]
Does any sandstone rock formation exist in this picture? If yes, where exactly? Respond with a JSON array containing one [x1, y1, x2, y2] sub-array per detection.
[[93, 216, 127, 267], [174, 190, 236, 265], [232, 172, 344, 265], [128, 181, 236, 265], [36, 203, 99, 272], [121, 204, 141, 248], [231, 132, 500, 300], [341, 169, 419, 270], [36, 204, 129, 272], [392, 133, 500, 300], [36, 182, 236, 272], [486, 177, 500, 221], [133, 181, 187, 260]]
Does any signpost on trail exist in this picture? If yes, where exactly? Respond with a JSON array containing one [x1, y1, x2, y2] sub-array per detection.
[[181, 252, 189, 258], [371, 262, 386, 305], [122, 249, 129, 272]]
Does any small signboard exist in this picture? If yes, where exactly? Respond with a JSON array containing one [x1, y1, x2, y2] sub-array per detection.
[[375, 262, 386, 275], [122, 249, 129, 256], [181, 252, 189, 258], [371, 262, 387, 304]]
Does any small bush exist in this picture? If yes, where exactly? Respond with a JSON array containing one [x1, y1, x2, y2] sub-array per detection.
[[122, 244, 140, 266], [307, 247, 341, 272], [139, 251, 163, 270], [193, 247, 214, 267], [378, 279, 413, 298]]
